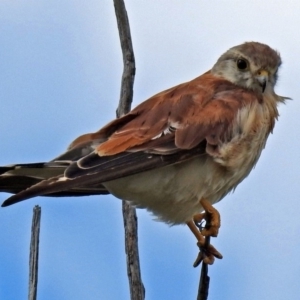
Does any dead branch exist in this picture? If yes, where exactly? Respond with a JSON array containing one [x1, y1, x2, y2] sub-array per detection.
[[197, 218, 212, 300], [197, 235, 210, 300], [28, 205, 41, 300], [113, 1, 145, 299], [114, 0, 135, 118]]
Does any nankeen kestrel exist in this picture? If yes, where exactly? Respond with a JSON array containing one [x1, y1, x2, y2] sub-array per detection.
[[0, 42, 287, 263]]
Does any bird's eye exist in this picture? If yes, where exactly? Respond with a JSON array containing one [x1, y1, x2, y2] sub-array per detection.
[[236, 59, 248, 70]]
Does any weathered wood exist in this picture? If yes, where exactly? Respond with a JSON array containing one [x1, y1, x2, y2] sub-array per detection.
[[122, 201, 145, 300], [113, 0, 136, 119], [28, 205, 41, 300], [113, 1, 145, 299]]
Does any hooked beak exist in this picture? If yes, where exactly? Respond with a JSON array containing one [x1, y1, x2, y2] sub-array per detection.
[[256, 70, 268, 93]]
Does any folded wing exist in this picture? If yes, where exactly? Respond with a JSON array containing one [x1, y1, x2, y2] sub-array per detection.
[[1, 72, 256, 207]]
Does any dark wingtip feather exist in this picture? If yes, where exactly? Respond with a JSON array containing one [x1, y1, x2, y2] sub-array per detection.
[[1, 194, 22, 207], [2, 200, 11, 207], [0, 176, 63, 207], [1, 191, 35, 207]]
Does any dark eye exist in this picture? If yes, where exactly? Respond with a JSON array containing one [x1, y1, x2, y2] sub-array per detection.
[[237, 59, 248, 70]]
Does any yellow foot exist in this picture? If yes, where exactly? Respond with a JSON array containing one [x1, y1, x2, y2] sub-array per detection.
[[186, 198, 222, 266], [194, 198, 221, 237], [193, 241, 222, 266]]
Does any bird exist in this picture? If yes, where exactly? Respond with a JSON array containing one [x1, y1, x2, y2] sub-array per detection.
[[0, 42, 287, 264]]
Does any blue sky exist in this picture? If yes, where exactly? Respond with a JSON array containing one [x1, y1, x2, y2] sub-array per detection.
[[1, 1, 300, 299]]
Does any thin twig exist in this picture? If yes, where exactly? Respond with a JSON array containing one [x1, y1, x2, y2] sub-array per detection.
[[113, 0, 135, 119], [113, 1, 145, 299], [197, 212, 212, 300], [197, 235, 210, 300], [122, 202, 145, 300], [28, 205, 41, 300]]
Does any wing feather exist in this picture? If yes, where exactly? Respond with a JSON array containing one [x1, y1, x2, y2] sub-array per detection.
[[93, 73, 259, 154], [2, 143, 206, 207], [1, 71, 261, 207]]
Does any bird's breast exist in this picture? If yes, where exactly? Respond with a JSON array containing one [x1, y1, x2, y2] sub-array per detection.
[[209, 100, 275, 172]]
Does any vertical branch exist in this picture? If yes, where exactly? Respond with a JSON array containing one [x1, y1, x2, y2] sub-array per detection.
[[197, 212, 213, 300], [113, 1, 145, 299], [197, 235, 210, 300], [122, 202, 145, 300], [113, 0, 135, 118], [28, 205, 41, 300]]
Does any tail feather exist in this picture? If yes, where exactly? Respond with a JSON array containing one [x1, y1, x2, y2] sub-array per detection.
[[0, 162, 109, 206], [1, 142, 206, 207], [0, 167, 15, 175], [0, 175, 41, 194]]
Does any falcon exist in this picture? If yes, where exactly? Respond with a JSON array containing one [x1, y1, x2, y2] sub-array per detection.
[[0, 42, 287, 264]]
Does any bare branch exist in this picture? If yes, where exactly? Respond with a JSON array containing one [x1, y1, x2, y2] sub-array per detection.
[[197, 236, 210, 300], [28, 205, 41, 300], [197, 219, 212, 299], [122, 201, 145, 300], [113, 0, 136, 118], [113, 1, 145, 299]]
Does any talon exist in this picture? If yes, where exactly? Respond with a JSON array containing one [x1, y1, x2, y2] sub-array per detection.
[[197, 241, 223, 260], [193, 252, 204, 268], [199, 198, 220, 237], [203, 253, 215, 265], [193, 241, 221, 267], [187, 198, 223, 267]]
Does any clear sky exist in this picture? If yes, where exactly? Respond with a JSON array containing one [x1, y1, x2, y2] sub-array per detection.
[[1, 1, 300, 299]]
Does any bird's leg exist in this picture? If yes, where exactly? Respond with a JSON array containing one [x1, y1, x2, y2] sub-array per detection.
[[195, 198, 220, 237], [186, 199, 222, 266]]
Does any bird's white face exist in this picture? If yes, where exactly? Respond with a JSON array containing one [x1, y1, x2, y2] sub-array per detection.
[[211, 42, 281, 95]]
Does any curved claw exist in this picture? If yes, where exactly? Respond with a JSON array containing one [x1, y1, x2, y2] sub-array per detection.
[[199, 198, 220, 237], [193, 241, 223, 267], [187, 198, 223, 267], [193, 251, 215, 267]]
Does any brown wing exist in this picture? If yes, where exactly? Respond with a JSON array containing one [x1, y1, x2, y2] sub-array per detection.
[[1, 71, 260, 207], [70, 72, 259, 155]]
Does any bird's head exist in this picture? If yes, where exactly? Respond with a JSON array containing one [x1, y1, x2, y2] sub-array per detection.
[[211, 42, 282, 95]]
